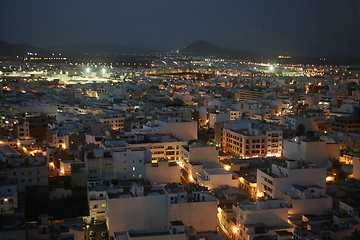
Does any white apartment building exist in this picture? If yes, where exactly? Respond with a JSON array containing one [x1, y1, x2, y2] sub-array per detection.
[[222, 122, 283, 158], [85, 148, 114, 180], [234, 199, 292, 240], [209, 112, 230, 128], [99, 114, 126, 130], [167, 184, 218, 232], [197, 169, 238, 189], [106, 184, 169, 236], [162, 118, 197, 141], [13, 120, 30, 139], [180, 142, 218, 164], [105, 183, 218, 237], [257, 160, 326, 199], [0, 185, 18, 215], [230, 111, 243, 121], [352, 155, 360, 181], [282, 184, 332, 215], [138, 118, 198, 141], [87, 180, 123, 222], [282, 113, 326, 133], [85, 147, 151, 180], [47, 121, 83, 149], [118, 133, 187, 162], [114, 221, 187, 240], [145, 161, 181, 183], [113, 147, 151, 180], [0, 145, 48, 191], [283, 137, 340, 167], [180, 142, 219, 183]]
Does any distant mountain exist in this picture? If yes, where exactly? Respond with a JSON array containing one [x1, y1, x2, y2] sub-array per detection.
[[0, 40, 24, 57], [0, 40, 49, 57], [47, 43, 152, 55], [0, 39, 153, 57], [182, 40, 225, 55], [181, 40, 254, 58], [14, 43, 47, 54]]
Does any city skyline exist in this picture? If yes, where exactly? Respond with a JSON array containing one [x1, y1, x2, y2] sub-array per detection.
[[1, 1, 360, 240]]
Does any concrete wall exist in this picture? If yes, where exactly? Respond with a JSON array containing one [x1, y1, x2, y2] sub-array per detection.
[[7, 165, 49, 192], [145, 162, 180, 183], [257, 166, 326, 199], [238, 207, 288, 226], [49, 188, 72, 200], [353, 157, 360, 180], [183, 145, 218, 163], [170, 201, 218, 232], [283, 139, 340, 167], [289, 197, 332, 215], [0, 229, 26, 240], [209, 112, 230, 128], [199, 172, 238, 189], [116, 232, 186, 240], [162, 121, 197, 141], [113, 149, 150, 180], [106, 194, 168, 236], [89, 198, 107, 221]]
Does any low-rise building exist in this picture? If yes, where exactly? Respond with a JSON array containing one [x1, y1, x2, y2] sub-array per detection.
[[257, 160, 326, 200], [101, 182, 218, 237], [283, 137, 340, 167], [145, 160, 181, 183], [222, 120, 283, 158], [282, 112, 326, 133], [114, 221, 187, 240], [353, 154, 360, 181], [136, 118, 197, 141], [180, 142, 218, 164], [13, 120, 30, 140], [0, 185, 18, 215], [234, 199, 293, 240], [167, 183, 218, 232], [197, 169, 238, 189], [0, 145, 48, 192], [99, 113, 126, 131], [282, 184, 332, 215], [117, 133, 187, 162], [85, 147, 151, 181]]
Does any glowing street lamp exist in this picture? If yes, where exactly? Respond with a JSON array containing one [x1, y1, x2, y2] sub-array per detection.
[[189, 175, 194, 182], [257, 191, 264, 198]]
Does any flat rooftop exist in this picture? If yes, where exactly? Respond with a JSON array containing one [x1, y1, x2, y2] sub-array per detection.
[[119, 133, 186, 144], [205, 168, 233, 175], [0, 145, 21, 157]]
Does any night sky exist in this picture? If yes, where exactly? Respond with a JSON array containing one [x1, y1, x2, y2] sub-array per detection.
[[1, 0, 360, 57]]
